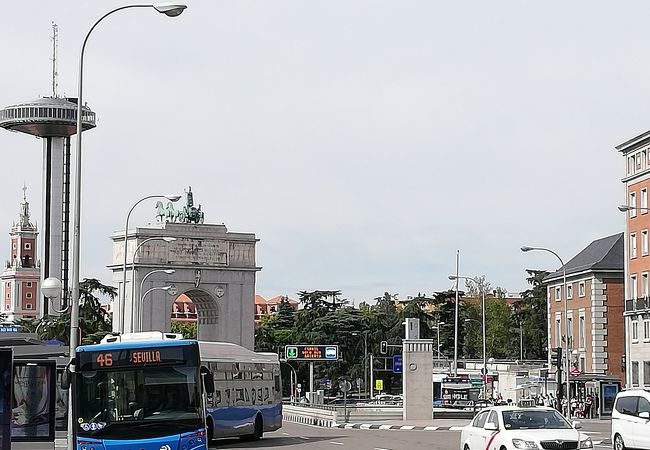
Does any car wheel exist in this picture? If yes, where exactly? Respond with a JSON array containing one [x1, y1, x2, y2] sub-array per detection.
[[614, 433, 626, 450]]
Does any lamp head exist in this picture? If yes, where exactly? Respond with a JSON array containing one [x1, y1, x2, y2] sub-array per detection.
[[448, 275, 457, 281], [161, 285, 172, 291], [42, 277, 62, 299], [165, 194, 182, 202], [618, 205, 631, 212], [521, 246, 533, 252], [164, 269, 176, 274], [162, 237, 176, 242], [153, 3, 187, 17]]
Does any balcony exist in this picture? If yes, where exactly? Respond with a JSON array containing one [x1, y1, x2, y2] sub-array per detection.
[[625, 296, 650, 314]]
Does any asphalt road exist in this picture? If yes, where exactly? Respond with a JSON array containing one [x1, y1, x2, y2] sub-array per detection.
[[209, 419, 614, 450]]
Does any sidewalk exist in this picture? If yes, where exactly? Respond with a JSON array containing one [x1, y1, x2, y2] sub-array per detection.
[[333, 418, 471, 431]]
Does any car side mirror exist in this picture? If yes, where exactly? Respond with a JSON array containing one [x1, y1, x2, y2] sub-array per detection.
[[484, 422, 498, 431], [572, 420, 582, 429], [640, 412, 650, 420]]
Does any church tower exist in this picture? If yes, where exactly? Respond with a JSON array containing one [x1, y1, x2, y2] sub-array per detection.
[[1, 187, 40, 322]]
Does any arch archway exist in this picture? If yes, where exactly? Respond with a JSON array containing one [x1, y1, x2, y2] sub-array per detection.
[[170, 289, 220, 341]]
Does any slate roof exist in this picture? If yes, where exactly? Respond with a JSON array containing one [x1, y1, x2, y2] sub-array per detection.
[[543, 233, 623, 282]]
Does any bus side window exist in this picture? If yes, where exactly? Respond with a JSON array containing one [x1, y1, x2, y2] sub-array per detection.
[[244, 388, 250, 403], [236, 388, 245, 404], [258, 388, 263, 403], [215, 390, 222, 406], [274, 376, 281, 392], [225, 388, 231, 406], [264, 388, 270, 402]]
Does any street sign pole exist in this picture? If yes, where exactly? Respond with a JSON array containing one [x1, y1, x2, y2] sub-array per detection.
[[309, 361, 314, 396], [370, 354, 374, 399]]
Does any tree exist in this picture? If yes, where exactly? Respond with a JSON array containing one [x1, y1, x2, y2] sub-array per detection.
[[275, 296, 295, 329], [171, 321, 197, 339], [39, 278, 115, 345], [486, 294, 515, 359], [13, 317, 37, 333], [517, 269, 550, 360]]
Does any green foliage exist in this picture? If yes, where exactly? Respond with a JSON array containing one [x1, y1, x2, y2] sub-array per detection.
[[171, 321, 197, 339], [39, 278, 115, 345], [13, 317, 37, 332], [275, 296, 295, 329], [517, 269, 550, 360]]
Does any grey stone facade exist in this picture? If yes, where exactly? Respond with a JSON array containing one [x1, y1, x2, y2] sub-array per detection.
[[108, 222, 260, 349]]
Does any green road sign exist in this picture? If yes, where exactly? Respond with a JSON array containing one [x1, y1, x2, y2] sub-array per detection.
[[286, 346, 298, 359]]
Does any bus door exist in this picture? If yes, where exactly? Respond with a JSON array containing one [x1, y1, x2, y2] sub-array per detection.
[[0, 348, 12, 450], [11, 359, 56, 450]]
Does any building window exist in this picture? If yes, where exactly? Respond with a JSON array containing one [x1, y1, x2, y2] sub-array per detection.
[[643, 188, 649, 213], [645, 362, 650, 386], [25, 304, 32, 310], [631, 192, 638, 217], [25, 292, 32, 299], [580, 356, 586, 372], [645, 319, 650, 342], [568, 315, 574, 348], [633, 361, 640, 386], [24, 242, 31, 250], [579, 315, 586, 348], [567, 284, 573, 299], [555, 287, 561, 302], [579, 281, 586, 297], [555, 317, 561, 348], [644, 273, 649, 297], [632, 233, 638, 258], [12, 242, 16, 250], [629, 156, 635, 175], [4, 305, 9, 310], [644, 231, 649, 256], [632, 274, 639, 299], [633, 320, 640, 342], [26, 282, 32, 288]]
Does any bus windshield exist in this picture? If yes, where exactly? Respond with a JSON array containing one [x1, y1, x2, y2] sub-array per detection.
[[76, 365, 202, 439]]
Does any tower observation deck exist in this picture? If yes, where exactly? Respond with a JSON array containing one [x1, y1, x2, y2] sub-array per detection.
[[0, 97, 96, 315]]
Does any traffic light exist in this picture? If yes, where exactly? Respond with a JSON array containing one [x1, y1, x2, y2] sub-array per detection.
[[550, 347, 562, 369], [380, 341, 388, 355]]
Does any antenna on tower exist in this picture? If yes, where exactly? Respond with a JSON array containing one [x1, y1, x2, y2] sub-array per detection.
[[51, 21, 58, 98]]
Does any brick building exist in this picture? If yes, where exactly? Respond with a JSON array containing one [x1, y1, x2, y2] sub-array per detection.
[[1, 188, 40, 322], [544, 233, 624, 382], [617, 130, 650, 387]]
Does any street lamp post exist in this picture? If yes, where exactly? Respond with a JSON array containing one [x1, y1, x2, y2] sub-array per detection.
[[129, 237, 176, 331], [120, 195, 180, 332], [138, 285, 173, 331], [521, 245, 570, 416], [137, 270, 175, 331], [352, 331, 369, 399], [68, 5, 186, 449], [451, 275, 487, 400], [618, 204, 648, 387]]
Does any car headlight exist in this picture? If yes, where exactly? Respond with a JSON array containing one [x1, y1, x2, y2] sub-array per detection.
[[579, 438, 593, 449], [512, 439, 538, 449]]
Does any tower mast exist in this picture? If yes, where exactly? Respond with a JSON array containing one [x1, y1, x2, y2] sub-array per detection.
[[51, 22, 58, 98]]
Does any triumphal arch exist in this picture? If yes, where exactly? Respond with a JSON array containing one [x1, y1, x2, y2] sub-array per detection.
[[108, 188, 259, 349]]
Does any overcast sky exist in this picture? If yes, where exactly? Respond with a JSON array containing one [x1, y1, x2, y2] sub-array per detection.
[[1, 1, 643, 304]]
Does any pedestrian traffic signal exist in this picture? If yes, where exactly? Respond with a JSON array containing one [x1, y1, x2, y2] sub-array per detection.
[[380, 341, 388, 355], [550, 347, 562, 368]]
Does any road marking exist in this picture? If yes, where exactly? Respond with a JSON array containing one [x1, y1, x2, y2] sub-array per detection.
[[360, 424, 372, 429], [330, 442, 345, 445], [282, 432, 290, 435], [299, 436, 310, 440], [400, 425, 415, 430], [424, 426, 439, 431], [374, 448, 391, 450], [379, 424, 392, 430]]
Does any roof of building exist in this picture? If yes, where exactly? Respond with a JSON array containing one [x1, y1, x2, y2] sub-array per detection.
[[255, 294, 267, 305], [544, 233, 623, 282], [266, 295, 298, 305]]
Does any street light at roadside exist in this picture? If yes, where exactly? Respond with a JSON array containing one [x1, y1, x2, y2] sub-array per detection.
[[352, 331, 369, 399], [137, 270, 176, 331], [521, 245, 570, 417], [129, 237, 176, 331], [138, 285, 173, 331], [450, 275, 487, 400], [120, 195, 180, 332], [68, 5, 186, 449]]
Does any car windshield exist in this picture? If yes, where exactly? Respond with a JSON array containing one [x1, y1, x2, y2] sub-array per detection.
[[502, 409, 572, 430], [76, 365, 202, 439]]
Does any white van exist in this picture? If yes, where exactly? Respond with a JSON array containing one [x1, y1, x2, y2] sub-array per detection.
[[612, 389, 650, 449]]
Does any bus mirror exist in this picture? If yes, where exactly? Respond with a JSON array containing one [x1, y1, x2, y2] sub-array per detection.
[[61, 369, 71, 390], [200, 367, 214, 393]]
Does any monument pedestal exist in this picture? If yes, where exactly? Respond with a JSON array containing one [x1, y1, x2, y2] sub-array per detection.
[[402, 339, 434, 420]]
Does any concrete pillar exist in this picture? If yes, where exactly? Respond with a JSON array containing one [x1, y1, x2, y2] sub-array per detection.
[[402, 339, 434, 421]]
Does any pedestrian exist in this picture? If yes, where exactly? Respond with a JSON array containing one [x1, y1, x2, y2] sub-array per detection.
[[585, 395, 593, 419]]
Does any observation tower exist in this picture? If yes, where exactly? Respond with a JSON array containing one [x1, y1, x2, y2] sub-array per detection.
[[0, 25, 97, 314]]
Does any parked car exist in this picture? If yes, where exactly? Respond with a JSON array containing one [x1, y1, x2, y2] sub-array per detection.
[[612, 389, 650, 449], [459, 405, 592, 450]]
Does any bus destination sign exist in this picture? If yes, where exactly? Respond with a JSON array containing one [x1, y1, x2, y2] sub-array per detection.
[[77, 345, 192, 371], [285, 345, 339, 361]]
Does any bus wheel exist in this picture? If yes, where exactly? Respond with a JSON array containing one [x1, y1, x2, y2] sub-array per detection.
[[241, 415, 263, 441], [206, 418, 214, 443]]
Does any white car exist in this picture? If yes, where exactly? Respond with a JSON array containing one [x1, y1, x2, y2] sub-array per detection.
[[612, 389, 650, 449], [459, 405, 593, 450]]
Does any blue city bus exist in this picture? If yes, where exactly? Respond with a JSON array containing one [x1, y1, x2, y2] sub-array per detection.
[[72, 332, 282, 449]]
